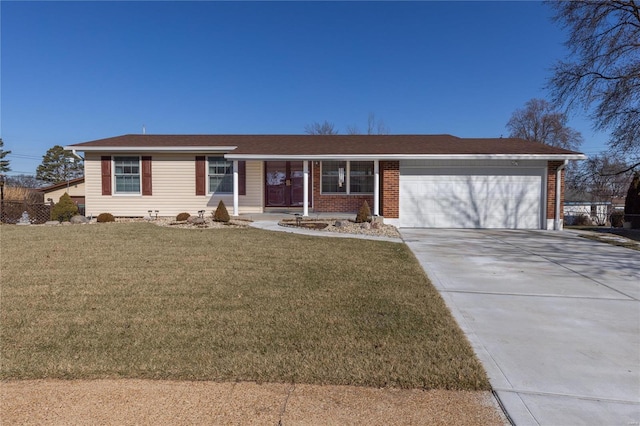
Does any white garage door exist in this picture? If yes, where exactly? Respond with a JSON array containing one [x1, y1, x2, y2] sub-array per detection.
[[399, 161, 544, 229]]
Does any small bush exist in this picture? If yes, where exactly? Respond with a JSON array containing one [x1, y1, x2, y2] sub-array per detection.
[[50, 193, 78, 222], [574, 214, 593, 226], [355, 200, 371, 223], [213, 200, 230, 222], [611, 210, 624, 228], [96, 212, 115, 223], [176, 212, 190, 221]]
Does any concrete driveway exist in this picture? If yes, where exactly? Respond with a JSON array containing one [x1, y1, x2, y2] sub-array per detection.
[[401, 229, 640, 426]]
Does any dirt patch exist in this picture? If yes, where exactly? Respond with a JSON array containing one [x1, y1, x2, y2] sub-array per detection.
[[0, 380, 509, 425]]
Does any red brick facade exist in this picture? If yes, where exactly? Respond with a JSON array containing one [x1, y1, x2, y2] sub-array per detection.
[[306, 160, 564, 225], [381, 161, 399, 219], [546, 161, 566, 220], [311, 163, 374, 213], [309, 161, 400, 218]]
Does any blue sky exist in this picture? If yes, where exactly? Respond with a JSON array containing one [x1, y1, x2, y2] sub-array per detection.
[[1, 1, 609, 176]]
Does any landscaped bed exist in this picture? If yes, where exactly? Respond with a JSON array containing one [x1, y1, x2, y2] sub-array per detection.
[[0, 223, 488, 391]]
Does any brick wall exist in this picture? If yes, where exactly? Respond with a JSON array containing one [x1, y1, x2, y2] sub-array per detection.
[[381, 161, 399, 219], [312, 165, 374, 213], [546, 161, 566, 220]]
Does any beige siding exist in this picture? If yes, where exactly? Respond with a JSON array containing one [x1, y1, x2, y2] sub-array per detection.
[[84, 153, 264, 217], [44, 182, 85, 203]]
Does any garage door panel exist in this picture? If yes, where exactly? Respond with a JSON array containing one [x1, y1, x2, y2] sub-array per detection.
[[400, 166, 543, 229]]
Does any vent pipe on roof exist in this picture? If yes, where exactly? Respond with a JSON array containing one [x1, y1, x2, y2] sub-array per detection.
[[142, 125, 146, 135]]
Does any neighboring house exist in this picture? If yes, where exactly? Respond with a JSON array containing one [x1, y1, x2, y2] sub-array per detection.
[[564, 201, 611, 226], [65, 134, 585, 229], [39, 177, 86, 215]]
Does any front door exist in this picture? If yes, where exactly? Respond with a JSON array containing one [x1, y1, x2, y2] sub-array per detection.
[[265, 161, 309, 207]]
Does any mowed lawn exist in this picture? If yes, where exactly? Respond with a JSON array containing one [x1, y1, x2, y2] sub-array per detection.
[[0, 223, 489, 390]]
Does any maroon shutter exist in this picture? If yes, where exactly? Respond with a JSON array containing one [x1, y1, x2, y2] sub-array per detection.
[[195, 156, 206, 195], [238, 161, 246, 196], [141, 156, 152, 195], [101, 156, 111, 195]]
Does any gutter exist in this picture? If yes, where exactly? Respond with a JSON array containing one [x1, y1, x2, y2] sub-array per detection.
[[554, 160, 568, 230]]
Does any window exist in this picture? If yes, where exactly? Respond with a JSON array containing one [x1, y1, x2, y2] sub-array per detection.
[[321, 161, 374, 194], [321, 161, 347, 193], [350, 161, 374, 194], [208, 157, 233, 194], [114, 156, 140, 193]]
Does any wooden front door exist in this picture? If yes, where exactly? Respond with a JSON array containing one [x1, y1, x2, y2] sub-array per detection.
[[265, 161, 309, 207]]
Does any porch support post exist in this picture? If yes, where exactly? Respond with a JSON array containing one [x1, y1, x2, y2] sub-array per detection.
[[373, 160, 380, 216], [303, 160, 309, 217], [233, 160, 239, 217]]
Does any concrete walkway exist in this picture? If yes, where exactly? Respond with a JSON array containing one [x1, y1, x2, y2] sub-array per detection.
[[401, 229, 640, 426]]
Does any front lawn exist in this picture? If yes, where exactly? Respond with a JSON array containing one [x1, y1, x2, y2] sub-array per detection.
[[0, 223, 489, 390]]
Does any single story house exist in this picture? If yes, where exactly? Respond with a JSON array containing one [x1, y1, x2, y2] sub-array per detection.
[[39, 177, 86, 215], [65, 134, 585, 229]]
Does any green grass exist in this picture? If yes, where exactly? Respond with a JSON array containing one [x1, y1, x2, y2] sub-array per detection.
[[0, 223, 489, 390]]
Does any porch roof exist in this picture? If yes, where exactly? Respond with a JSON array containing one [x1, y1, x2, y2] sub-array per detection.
[[66, 134, 586, 160]]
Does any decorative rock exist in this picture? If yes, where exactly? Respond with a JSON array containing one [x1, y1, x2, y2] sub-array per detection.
[[45, 220, 60, 226], [190, 217, 206, 225], [371, 216, 384, 225], [70, 215, 89, 224], [371, 221, 381, 229], [360, 222, 371, 230], [334, 220, 346, 228], [61, 221, 72, 226]]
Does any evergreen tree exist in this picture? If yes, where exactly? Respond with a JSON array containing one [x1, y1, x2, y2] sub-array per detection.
[[36, 145, 83, 183], [0, 138, 11, 173], [624, 173, 640, 229]]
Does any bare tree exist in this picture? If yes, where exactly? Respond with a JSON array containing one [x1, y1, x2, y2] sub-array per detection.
[[506, 98, 583, 151], [346, 113, 390, 135], [547, 1, 640, 167], [568, 153, 632, 200], [304, 120, 338, 135], [5, 174, 46, 189]]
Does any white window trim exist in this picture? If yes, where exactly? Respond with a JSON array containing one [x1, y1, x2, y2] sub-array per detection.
[[113, 155, 141, 196], [320, 160, 374, 195], [207, 156, 234, 195]]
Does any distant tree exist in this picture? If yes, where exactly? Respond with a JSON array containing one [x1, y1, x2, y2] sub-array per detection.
[[5, 174, 46, 189], [567, 153, 633, 219], [36, 145, 84, 183], [506, 99, 583, 151], [346, 113, 390, 135], [304, 120, 339, 135], [547, 1, 640, 169], [0, 138, 11, 173]]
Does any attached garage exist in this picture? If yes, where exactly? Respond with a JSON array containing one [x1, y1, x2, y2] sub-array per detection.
[[399, 160, 546, 229]]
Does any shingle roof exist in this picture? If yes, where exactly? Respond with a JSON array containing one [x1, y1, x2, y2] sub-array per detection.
[[67, 134, 585, 158]]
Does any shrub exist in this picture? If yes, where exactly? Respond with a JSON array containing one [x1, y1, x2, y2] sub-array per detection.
[[355, 200, 371, 223], [611, 210, 624, 228], [96, 212, 115, 223], [574, 214, 593, 226], [50, 193, 78, 222], [176, 212, 190, 221], [213, 200, 230, 222]]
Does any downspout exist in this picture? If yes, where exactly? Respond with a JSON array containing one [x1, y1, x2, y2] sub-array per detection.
[[70, 149, 84, 161], [554, 160, 568, 230]]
